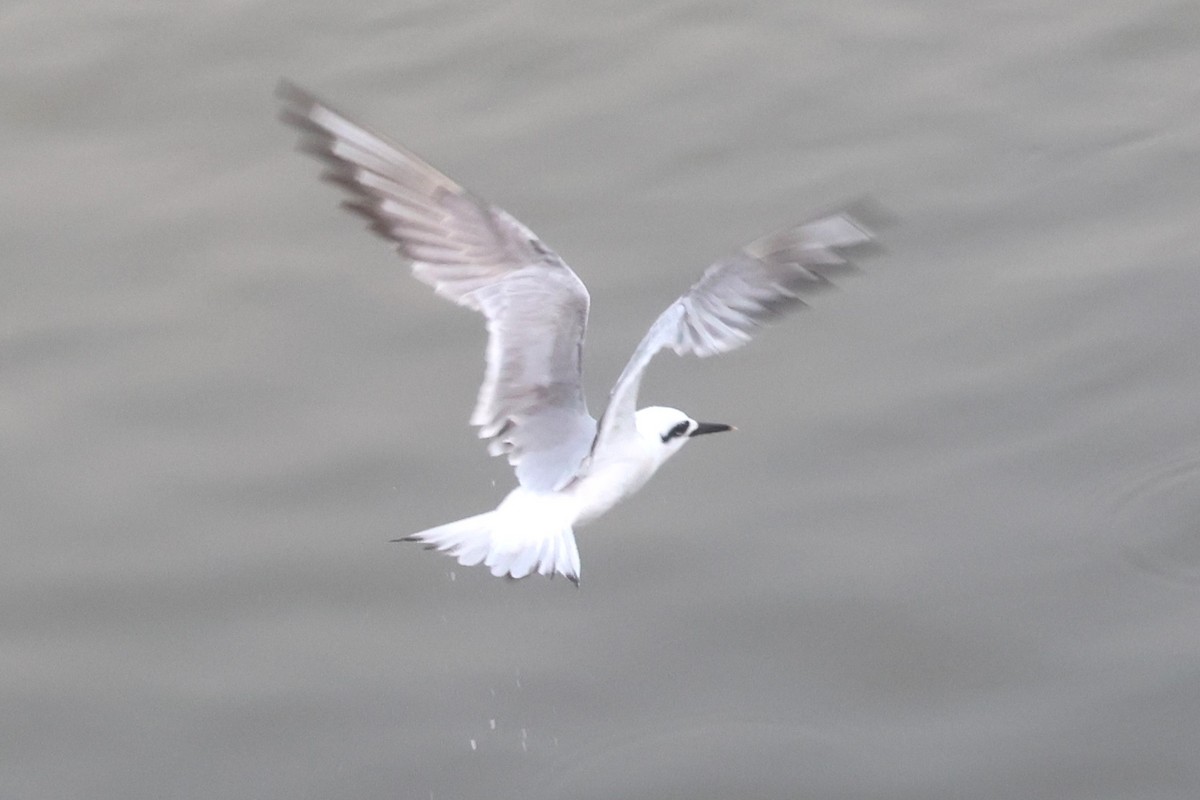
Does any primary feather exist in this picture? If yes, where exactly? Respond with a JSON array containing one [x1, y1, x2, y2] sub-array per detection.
[[279, 81, 596, 492]]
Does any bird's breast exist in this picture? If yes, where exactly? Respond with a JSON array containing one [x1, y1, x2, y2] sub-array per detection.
[[569, 449, 659, 525]]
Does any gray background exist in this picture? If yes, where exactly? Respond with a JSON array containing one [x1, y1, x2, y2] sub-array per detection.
[[4, 1, 1200, 798]]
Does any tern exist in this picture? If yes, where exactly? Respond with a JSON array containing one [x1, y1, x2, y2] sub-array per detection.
[[278, 82, 879, 584]]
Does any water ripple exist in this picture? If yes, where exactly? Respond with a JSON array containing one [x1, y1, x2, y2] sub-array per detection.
[[1112, 450, 1200, 588]]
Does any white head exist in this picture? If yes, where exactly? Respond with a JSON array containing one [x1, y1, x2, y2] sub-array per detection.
[[633, 406, 734, 469]]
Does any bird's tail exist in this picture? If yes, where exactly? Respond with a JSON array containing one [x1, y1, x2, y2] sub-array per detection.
[[395, 510, 581, 584]]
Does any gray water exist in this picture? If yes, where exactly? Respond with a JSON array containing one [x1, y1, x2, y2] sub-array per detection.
[[4, 2, 1200, 798]]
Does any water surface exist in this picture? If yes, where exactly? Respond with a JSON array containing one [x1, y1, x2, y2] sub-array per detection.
[[4, 1, 1200, 798]]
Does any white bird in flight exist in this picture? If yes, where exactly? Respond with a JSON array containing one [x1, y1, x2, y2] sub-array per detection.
[[278, 82, 880, 585]]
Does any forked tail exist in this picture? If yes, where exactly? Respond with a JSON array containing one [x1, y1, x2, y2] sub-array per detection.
[[394, 511, 581, 584]]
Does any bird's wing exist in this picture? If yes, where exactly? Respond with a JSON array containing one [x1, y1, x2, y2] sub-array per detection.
[[592, 208, 877, 452], [278, 82, 596, 491]]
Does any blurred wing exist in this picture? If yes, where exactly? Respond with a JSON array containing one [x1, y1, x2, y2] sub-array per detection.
[[278, 82, 595, 490], [594, 209, 877, 449]]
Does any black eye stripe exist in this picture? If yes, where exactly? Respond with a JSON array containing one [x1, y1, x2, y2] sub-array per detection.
[[661, 421, 690, 443]]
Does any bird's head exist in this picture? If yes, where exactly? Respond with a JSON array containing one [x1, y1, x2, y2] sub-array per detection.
[[634, 406, 734, 467]]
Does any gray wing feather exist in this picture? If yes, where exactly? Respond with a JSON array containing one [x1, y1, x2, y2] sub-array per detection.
[[278, 82, 595, 490], [595, 210, 876, 449]]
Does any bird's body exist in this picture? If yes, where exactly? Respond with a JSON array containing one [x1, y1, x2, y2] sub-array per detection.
[[393, 406, 713, 582], [278, 82, 879, 584]]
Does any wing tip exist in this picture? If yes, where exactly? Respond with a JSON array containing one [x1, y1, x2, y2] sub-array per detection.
[[275, 79, 325, 130], [275, 78, 312, 108], [840, 195, 898, 235]]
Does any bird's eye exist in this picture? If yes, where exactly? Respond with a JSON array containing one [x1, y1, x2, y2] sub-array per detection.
[[662, 421, 690, 443]]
